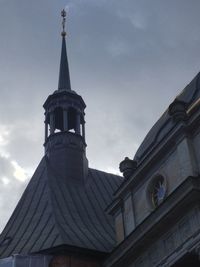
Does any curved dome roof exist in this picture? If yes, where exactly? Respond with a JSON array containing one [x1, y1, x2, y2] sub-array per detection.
[[134, 72, 200, 163]]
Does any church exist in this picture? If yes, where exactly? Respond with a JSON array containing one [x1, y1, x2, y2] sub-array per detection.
[[1, 10, 200, 267]]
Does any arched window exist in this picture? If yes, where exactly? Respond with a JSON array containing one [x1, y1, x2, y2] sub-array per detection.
[[54, 107, 64, 132], [68, 107, 77, 133]]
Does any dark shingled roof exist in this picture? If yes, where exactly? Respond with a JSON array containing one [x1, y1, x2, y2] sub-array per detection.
[[134, 72, 200, 163], [0, 156, 122, 258]]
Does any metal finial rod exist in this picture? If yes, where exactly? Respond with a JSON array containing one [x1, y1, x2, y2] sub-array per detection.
[[61, 9, 67, 37]]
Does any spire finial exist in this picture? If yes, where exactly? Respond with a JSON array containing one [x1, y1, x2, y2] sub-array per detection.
[[61, 8, 67, 37], [58, 8, 71, 91]]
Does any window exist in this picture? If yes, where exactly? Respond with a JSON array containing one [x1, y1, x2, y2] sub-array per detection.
[[148, 175, 167, 208], [54, 107, 64, 131], [68, 107, 77, 132]]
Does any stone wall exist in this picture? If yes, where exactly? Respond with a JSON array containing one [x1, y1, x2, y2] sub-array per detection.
[[132, 134, 199, 228], [130, 206, 200, 267]]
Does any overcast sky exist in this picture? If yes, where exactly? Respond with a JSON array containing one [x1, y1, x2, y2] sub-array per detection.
[[1, 0, 200, 231]]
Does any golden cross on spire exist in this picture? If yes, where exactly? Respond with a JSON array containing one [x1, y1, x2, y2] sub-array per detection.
[[61, 9, 67, 37]]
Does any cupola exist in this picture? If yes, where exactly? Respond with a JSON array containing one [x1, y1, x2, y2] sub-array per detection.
[[43, 9, 88, 182]]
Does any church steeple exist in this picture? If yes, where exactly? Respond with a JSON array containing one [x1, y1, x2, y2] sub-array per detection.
[[58, 9, 71, 91], [43, 10, 88, 182]]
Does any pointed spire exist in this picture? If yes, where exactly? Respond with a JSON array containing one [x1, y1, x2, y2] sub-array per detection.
[[58, 9, 71, 91]]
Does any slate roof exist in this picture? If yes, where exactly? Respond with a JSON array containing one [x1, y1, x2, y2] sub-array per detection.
[[0, 156, 122, 258], [134, 72, 200, 163]]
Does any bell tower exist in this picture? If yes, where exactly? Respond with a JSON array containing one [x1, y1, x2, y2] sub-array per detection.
[[43, 9, 88, 182]]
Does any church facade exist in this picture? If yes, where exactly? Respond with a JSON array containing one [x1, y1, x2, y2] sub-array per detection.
[[1, 11, 200, 267]]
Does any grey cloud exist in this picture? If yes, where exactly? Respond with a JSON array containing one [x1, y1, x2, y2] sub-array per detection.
[[0, 155, 14, 179], [1, 0, 200, 231], [0, 154, 28, 231]]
